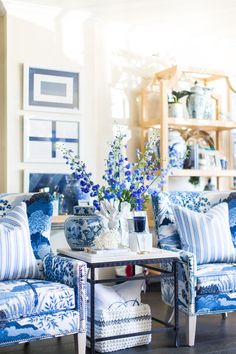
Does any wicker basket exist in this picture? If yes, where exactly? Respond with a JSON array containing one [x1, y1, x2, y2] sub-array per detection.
[[87, 303, 152, 353]]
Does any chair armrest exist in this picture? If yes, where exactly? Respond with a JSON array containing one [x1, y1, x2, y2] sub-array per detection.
[[160, 246, 197, 314], [43, 254, 87, 331], [170, 247, 196, 270]]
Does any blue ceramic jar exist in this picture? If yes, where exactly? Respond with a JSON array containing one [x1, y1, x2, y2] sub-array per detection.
[[64, 205, 103, 250]]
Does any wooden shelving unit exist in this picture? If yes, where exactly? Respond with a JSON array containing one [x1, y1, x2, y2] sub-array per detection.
[[172, 169, 236, 177], [143, 118, 236, 132], [140, 65, 236, 190]]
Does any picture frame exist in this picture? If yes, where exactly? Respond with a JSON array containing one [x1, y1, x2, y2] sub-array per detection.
[[23, 169, 71, 194], [23, 167, 84, 215], [23, 169, 84, 215], [23, 65, 79, 113], [23, 114, 80, 163]]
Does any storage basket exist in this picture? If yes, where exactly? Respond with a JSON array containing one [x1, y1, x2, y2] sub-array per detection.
[[87, 303, 152, 353]]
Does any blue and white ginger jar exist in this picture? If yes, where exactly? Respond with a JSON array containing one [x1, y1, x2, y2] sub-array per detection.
[[153, 129, 187, 168], [64, 205, 103, 250], [186, 81, 213, 119]]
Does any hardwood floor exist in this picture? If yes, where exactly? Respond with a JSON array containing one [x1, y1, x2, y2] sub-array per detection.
[[1, 283, 236, 354]]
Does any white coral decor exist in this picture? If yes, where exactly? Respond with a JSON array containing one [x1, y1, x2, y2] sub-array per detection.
[[98, 199, 121, 231], [93, 229, 120, 249]]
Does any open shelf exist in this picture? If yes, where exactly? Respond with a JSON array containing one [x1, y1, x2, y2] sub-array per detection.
[[142, 118, 236, 131], [140, 65, 236, 191], [171, 169, 236, 177], [168, 118, 236, 131]]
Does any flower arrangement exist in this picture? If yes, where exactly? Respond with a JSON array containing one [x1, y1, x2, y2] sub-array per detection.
[[58, 132, 181, 211]]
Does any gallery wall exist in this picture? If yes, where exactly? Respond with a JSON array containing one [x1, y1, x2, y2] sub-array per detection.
[[1, 4, 112, 193], [1, 0, 236, 193]]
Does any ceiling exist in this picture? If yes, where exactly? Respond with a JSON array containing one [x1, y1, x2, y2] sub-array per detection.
[[1, 0, 236, 72], [1, 0, 236, 28]]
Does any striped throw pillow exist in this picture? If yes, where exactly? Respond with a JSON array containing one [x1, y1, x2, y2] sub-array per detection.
[[0, 202, 39, 280], [171, 202, 236, 264]]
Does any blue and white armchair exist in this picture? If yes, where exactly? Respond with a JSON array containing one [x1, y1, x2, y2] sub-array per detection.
[[0, 192, 87, 354], [152, 191, 236, 346]]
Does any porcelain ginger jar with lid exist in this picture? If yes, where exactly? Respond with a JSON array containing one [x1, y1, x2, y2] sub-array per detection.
[[152, 129, 187, 168], [186, 81, 213, 119], [64, 204, 103, 250]]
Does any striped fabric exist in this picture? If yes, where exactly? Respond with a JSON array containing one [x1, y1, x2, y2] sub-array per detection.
[[171, 202, 236, 264], [0, 202, 39, 280]]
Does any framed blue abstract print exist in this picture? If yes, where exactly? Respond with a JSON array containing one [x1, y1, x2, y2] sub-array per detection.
[[24, 65, 79, 113], [23, 114, 80, 162]]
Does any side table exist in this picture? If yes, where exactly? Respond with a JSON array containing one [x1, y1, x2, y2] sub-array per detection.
[[57, 247, 180, 353]]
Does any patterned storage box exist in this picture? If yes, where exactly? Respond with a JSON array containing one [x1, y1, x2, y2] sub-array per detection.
[[87, 303, 152, 353]]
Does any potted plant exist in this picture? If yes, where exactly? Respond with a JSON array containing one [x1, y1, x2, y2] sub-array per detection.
[[168, 90, 191, 118]]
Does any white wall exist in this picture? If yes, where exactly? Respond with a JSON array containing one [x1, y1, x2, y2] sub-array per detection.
[[2, 1, 236, 192], [0, 15, 6, 192], [2, 4, 113, 193]]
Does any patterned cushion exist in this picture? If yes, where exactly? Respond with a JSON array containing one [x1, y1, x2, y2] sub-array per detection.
[[152, 191, 233, 250], [197, 263, 236, 295], [0, 193, 53, 259], [222, 192, 236, 246], [171, 203, 235, 264], [0, 310, 80, 346], [195, 292, 236, 314], [0, 203, 39, 280], [0, 279, 75, 321]]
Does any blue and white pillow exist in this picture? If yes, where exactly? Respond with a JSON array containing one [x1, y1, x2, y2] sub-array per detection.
[[0, 202, 39, 280], [171, 202, 236, 264]]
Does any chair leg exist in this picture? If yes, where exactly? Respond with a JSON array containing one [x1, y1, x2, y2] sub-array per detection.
[[222, 312, 228, 320], [186, 315, 197, 347], [74, 332, 86, 354], [165, 306, 175, 324]]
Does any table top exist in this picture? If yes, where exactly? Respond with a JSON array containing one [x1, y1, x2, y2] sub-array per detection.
[[57, 247, 179, 266]]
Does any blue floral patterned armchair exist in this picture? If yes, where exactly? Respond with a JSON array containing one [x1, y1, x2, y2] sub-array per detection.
[[152, 191, 236, 346], [0, 192, 87, 354]]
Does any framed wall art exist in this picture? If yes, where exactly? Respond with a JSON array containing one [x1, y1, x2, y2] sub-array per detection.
[[23, 65, 79, 113], [24, 170, 70, 194], [23, 114, 80, 163], [23, 169, 86, 215]]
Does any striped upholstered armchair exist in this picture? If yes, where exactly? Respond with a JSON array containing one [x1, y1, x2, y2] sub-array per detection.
[[0, 192, 86, 353], [152, 191, 236, 346]]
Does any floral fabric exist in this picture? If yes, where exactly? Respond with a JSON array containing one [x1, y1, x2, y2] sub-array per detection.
[[152, 191, 232, 249], [43, 254, 87, 332], [0, 279, 75, 321], [160, 249, 196, 315], [0, 193, 87, 349], [0, 193, 53, 260], [152, 191, 236, 316], [196, 292, 236, 314], [0, 310, 80, 346], [221, 192, 236, 246], [197, 263, 236, 295]]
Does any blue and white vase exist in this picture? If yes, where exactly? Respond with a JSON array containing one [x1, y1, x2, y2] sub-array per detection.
[[64, 205, 103, 250], [153, 129, 187, 168], [186, 81, 207, 119], [187, 82, 214, 119]]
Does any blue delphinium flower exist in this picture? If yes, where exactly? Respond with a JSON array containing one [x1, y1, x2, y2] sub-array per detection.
[[58, 132, 181, 211]]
